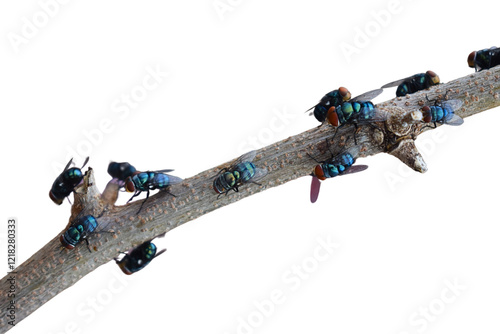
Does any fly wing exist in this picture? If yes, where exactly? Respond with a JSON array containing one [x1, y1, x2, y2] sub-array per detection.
[[62, 158, 73, 172], [369, 108, 388, 122], [355, 107, 388, 125], [215, 152, 256, 179], [154, 232, 167, 239], [251, 167, 268, 182], [381, 77, 409, 89], [441, 100, 464, 126], [145, 232, 167, 244], [309, 164, 368, 203], [310, 175, 321, 203], [343, 164, 369, 175], [441, 99, 463, 111], [226, 150, 259, 171], [81, 156, 90, 169], [331, 146, 361, 163], [443, 113, 464, 126], [351, 88, 383, 102], [153, 169, 175, 173], [164, 175, 183, 185], [239, 150, 257, 163], [154, 248, 167, 258]]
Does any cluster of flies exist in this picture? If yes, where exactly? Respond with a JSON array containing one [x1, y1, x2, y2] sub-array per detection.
[[49, 159, 181, 274], [48, 152, 267, 274], [47, 46, 497, 274], [306, 71, 462, 202], [306, 45, 499, 202]]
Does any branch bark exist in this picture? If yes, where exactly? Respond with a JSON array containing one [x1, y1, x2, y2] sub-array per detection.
[[1, 67, 499, 333]]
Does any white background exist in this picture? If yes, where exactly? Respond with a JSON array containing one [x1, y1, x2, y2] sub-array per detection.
[[1, 0, 500, 333]]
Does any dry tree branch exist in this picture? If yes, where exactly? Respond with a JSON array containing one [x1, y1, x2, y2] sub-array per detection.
[[1, 67, 499, 333]]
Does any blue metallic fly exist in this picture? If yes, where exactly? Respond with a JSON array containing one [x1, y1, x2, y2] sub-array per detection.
[[468, 47, 500, 72], [213, 150, 268, 198], [309, 144, 368, 203], [115, 234, 166, 275], [381, 71, 440, 97], [49, 157, 89, 205], [125, 170, 183, 214], [60, 215, 98, 252], [108, 161, 137, 182], [307, 87, 352, 123], [325, 88, 385, 127], [421, 99, 464, 127]]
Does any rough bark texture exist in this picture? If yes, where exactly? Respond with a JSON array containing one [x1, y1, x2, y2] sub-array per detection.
[[1, 67, 499, 333]]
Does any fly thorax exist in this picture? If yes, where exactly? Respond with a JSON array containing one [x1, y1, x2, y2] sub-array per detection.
[[135, 173, 149, 187], [66, 168, 82, 179], [145, 244, 156, 259], [222, 172, 236, 187], [342, 102, 354, 115], [67, 227, 81, 242], [337, 103, 351, 124], [324, 164, 339, 178]]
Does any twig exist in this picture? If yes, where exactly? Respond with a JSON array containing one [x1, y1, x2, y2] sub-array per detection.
[[1, 67, 499, 333]]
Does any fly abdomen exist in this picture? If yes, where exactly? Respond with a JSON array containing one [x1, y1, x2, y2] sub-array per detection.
[[151, 173, 170, 189], [235, 162, 256, 182], [323, 164, 341, 178], [49, 158, 89, 205], [213, 171, 237, 194], [335, 153, 355, 167], [60, 215, 98, 250], [357, 102, 376, 121]]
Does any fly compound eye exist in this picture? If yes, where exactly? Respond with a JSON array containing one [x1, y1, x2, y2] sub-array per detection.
[[125, 178, 136, 192], [426, 70, 440, 85], [467, 51, 476, 68], [338, 87, 351, 101], [326, 107, 339, 126], [314, 165, 326, 181], [49, 190, 64, 205], [421, 106, 432, 123]]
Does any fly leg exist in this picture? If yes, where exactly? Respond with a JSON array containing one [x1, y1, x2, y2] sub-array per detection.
[[330, 126, 340, 144], [136, 190, 150, 214], [352, 123, 359, 145], [249, 181, 262, 187], [127, 190, 142, 204], [84, 239, 92, 253], [420, 122, 438, 131], [306, 153, 321, 164]]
